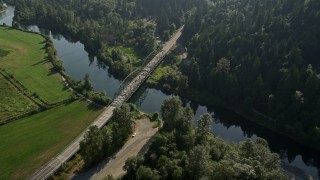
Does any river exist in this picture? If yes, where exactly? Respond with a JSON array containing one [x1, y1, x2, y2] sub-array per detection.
[[1, 6, 319, 180]]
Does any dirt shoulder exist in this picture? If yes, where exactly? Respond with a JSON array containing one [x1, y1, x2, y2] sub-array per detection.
[[72, 118, 158, 180]]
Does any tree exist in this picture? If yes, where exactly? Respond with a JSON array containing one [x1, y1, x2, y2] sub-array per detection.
[[196, 113, 212, 144], [112, 104, 135, 146], [123, 157, 138, 179], [178, 106, 194, 133], [160, 97, 183, 128], [79, 126, 104, 168], [83, 73, 93, 91], [187, 145, 212, 179], [136, 166, 160, 180], [188, 59, 201, 87]]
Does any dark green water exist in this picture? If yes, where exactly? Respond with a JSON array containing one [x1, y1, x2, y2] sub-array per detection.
[[1, 6, 319, 179]]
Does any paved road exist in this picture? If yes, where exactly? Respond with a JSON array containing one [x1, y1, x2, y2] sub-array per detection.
[[72, 118, 158, 180], [30, 106, 116, 180], [30, 26, 183, 180]]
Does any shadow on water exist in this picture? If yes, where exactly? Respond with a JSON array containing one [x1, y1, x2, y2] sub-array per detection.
[[1, 6, 319, 179]]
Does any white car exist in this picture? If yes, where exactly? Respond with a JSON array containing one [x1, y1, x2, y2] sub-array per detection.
[[132, 132, 136, 137]]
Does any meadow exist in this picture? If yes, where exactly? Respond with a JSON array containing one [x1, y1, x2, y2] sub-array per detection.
[[0, 27, 104, 179], [0, 74, 37, 120], [0, 100, 103, 179], [0, 26, 72, 104]]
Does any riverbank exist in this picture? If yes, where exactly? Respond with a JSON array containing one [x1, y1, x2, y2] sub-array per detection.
[[2, 5, 318, 178], [145, 78, 320, 151]]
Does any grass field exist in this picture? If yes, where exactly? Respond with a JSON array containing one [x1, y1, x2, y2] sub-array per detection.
[[0, 27, 106, 179], [0, 100, 103, 179], [0, 74, 37, 120], [0, 26, 72, 104]]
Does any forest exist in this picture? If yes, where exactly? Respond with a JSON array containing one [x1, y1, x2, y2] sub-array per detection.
[[5, 0, 200, 77], [181, 0, 320, 148], [120, 97, 287, 180], [4, 0, 320, 149]]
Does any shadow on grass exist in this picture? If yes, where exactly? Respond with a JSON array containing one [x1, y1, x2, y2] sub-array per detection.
[[32, 59, 49, 66], [39, 40, 46, 44], [86, 101, 103, 111], [62, 85, 69, 91], [47, 67, 59, 76]]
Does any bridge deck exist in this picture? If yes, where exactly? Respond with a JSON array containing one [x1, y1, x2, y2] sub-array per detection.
[[30, 26, 184, 180]]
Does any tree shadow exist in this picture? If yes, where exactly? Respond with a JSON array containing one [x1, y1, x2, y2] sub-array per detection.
[[86, 102, 102, 111], [47, 67, 58, 76], [71, 152, 117, 180], [62, 85, 69, 91], [137, 131, 157, 157], [32, 59, 49, 66], [39, 40, 47, 44]]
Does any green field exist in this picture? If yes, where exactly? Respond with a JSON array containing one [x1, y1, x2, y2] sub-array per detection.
[[0, 100, 103, 179], [0, 26, 72, 104], [0, 27, 105, 179], [0, 74, 37, 120]]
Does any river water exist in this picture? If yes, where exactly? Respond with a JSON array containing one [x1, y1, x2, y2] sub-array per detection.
[[1, 6, 319, 179]]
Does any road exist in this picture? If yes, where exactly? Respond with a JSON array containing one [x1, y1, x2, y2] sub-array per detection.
[[29, 106, 116, 180], [111, 26, 184, 107], [72, 118, 158, 180], [30, 26, 183, 180]]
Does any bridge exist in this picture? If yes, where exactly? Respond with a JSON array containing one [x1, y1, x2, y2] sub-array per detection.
[[30, 26, 184, 180]]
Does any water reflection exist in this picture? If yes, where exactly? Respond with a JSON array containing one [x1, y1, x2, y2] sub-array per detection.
[[0, 5, 14, 26], [0, 6, 319, 180]]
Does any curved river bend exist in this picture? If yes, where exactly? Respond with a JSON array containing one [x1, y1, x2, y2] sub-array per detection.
[[1, 6, 319, 180]]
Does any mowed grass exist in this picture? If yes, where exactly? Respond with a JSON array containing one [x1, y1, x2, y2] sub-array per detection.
[[0, 74, 37, 120], [0, 27, 72, 103], [0, 100, 103, 179]]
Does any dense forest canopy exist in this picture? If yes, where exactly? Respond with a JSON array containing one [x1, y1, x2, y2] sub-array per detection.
[[5, 0, 320, 149], [121, 97, 287, 180], [5, 0, 202, 77], [182, 0, 320, 148]]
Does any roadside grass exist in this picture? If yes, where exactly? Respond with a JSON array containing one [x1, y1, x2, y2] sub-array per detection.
[[0, 100, 103, 179], [0, 26, 72, 103], [0, 74, 37, 120]]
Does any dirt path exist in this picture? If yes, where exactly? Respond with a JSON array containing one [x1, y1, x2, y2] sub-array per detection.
[[72, 118, 158, 180]]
